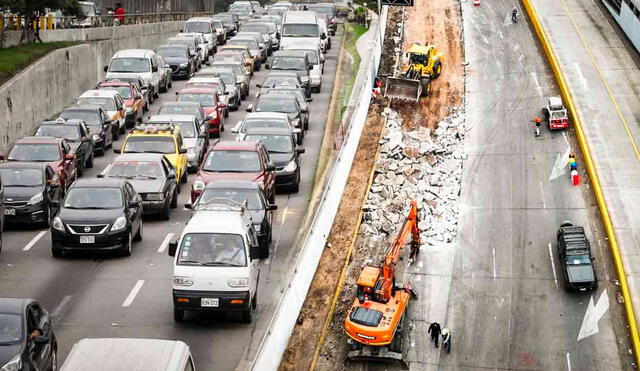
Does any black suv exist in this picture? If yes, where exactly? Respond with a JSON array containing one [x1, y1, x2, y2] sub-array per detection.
[[59, 105, 114, 156], [34, 118, 95, 176], [556, 222, 597, 291]]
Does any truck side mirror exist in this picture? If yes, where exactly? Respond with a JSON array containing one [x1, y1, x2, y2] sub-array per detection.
[[249, 244, 260, 260], [168, 241, 178, 257]]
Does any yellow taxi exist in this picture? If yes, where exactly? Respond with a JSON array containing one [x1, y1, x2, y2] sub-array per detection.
[[115, 123, 189, 186], [219, 45, 255, 74]]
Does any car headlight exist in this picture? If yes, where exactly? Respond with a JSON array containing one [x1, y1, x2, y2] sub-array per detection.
[[193, 179, 205, 191], [180, 62, 188, 68], [145, 193, 164, 201], [228, 278, 249, 288], [52, 216, 65, 232], [1, 354, 22, 371], [284, 160, 297, 172], [173, 276, 194, 286], [110, 216, 127, 231], [92, 134, 102, 141], [27, 192, 43, 205]]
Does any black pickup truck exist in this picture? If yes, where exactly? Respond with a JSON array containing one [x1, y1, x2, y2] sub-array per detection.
[[557, 222, 597, 291]]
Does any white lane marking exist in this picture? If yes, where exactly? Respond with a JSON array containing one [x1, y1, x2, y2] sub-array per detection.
[[548, 243, 558, 288], [573, 62, 588, 90], [578, 290, 609, 341], [530, 72, 543, 98], [157, 233, 175, 253], [492, 247, 497, 278], [23, 231, 47, 251], [550, 148, 571, 181], [566, 353, 572, 371], [122, 280, 145, 307], [271, 204, 289, 258], [51, 295, 72, 318]]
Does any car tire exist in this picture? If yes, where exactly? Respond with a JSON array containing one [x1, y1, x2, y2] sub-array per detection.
[[51, 345, 58, 371], [174, 307, 185, 322], [291, 171, 300, 193], [112, 127, 119, 141], [170, 188, 178, 208], [160, 81, 167, 93], [161, 201, 171, 221], [180, 171, 188, 184], [96, 148, 105, 156], [241, 303, 253, 323], [42, 204, 52, 228], [304, 119, 309, 130], [313, 84, 321, 93], [51, 244, 63, 258], [86, 152, 94, 168], [77, 160, 84, 178], [259, 242, 269, 259], [134, 221, 143, 241], [121, 232, 132, 256]]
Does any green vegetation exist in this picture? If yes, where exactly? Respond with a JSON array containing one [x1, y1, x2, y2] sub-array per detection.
[[338, 22, 368, 120], [0, 41, 75, 82]]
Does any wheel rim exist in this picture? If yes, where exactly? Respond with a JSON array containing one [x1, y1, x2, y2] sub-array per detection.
[[139, 221, 143, 239], [52, 351, 57, 371]]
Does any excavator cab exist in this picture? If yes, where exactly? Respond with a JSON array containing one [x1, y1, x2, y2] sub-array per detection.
[[356, 266, 381, 303]]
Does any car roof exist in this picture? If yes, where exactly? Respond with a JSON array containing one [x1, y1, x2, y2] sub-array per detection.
[[245, 112, 288, 119], [273, 50, 308, 58], [185, 211, 249, 235], [79, 89, 119, 99], [186, 17, 213, 22], [113, 49, 155, 58], [244, 127, 293, 136], [0, 162, 47, 170], [259, 94, 296, 102], [179, 87, 217, 94], [204, 179, 261, 190], [157, 44, 189, 50], [71, 178, 125, 188], [114, 153, 166, 162], [15, 136, 63, 144], [212, 140, 262, 151], [266, 71, 299, 77], [98, 81, 133, 88], [149, 114, 196, 122], [63, 105, 104, 113], [0, 298, 34, 315], [161, 101, 201, 108], [39, 118, 85, 126]]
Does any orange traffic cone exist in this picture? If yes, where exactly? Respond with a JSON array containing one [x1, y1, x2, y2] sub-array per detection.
[[571, 170, 580, 186], [474, 0, 480, 5]]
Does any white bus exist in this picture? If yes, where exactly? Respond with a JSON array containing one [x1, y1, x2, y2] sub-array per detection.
[[602, 0, 640, 52]]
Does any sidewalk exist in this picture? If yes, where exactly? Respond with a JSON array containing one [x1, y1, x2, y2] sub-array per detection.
[[530, 0, 640, 334]]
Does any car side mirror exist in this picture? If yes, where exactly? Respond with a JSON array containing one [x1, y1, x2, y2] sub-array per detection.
[[152, 65, 158, 72], [0, 153, 4, 161], [308, 65, 313, 70], [48, 179, 61, 187], [321, 33, 326, 40], [114, 148, 121, 154], [64, 153, 74, 161], [266, 163, 276, 172], [167, 173, 176, 179], [296, 148, 305, 154], [175, 92, 179, 95], [246, 104, 254, 112], [34, 336, 49, 344], [130, 199, 140, 208], [198, 133, 207, 138], [205, 115, 213, 121], [179, 147, 187, 154], [231, 126, 239, 134], [168, 240, 178, 257], [197, 47, 202, 51], [307, 98, 313, 102], [265, 64, 270, 69], [184, 202, 193, 209], [256, 83, 262, 88], [103, 66, 108, 73], [249, 244, 260, 260], [268, 204, 277, 210], [276, 32, 281, 39], [301, 107, 308, 113]]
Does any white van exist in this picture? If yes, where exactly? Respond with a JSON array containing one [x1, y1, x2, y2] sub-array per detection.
[[280, 11, 326, 50], [61, 338, 196, 371], [183, 17, 217, 55], [169, 199, 261, 323], [104, 49, 163, 101]]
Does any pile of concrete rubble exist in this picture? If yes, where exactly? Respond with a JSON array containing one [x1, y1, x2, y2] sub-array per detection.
[[361, 107, 465, 246]]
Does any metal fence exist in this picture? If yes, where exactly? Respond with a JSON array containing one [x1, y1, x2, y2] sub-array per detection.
[[96, 0, 214, 14]]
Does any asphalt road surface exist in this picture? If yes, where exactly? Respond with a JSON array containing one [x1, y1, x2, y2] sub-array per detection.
[[0, 31, 342, 370]]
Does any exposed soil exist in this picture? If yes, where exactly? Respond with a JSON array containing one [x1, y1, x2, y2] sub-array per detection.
[[279, 103, 385, 371]]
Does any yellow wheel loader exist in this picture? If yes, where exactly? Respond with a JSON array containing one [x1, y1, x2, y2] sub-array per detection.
[[384, 44, 444, 102]]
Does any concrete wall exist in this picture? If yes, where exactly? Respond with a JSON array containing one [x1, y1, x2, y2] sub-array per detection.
[[0, 21, 184, 154]]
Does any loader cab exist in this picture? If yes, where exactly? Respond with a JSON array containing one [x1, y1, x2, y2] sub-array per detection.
[[408, 51, 429, 66]]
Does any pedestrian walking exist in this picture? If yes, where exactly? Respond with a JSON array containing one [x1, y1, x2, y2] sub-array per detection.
[[428, 321, 441, 348], [114, 2, 125, 25], [441, 328, 451, 353]]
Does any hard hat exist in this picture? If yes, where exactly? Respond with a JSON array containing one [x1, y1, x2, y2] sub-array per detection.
[[534, 117, 541, 123]]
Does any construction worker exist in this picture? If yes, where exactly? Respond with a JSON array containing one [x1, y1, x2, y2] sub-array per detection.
[[569, 152, 577, 171], [512, 7, 518, 23], [428, 322, 441, 348], [441, 328, 451, 353]]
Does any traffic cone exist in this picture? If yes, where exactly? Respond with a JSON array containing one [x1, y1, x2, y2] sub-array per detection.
[[474, 0, 480, 5], [571, 170, 580, 186]]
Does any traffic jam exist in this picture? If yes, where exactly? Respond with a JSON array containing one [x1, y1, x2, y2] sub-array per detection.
[[0, 1, 340, 369]]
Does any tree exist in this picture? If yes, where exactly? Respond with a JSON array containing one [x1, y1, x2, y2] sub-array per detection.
[[0, 0, 80, 44]]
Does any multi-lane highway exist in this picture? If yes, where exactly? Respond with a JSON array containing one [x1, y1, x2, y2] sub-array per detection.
[[0, 31, 342, 370]]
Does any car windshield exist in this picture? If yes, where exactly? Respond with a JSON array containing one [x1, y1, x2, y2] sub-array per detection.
[[203, 150, 261, 172], [8, 144, 60, 162], [199, 188, 263, 209], [245, 119, 288, 129], [35, 125, 80, 141], [0, 168, 43, 187], [256, 98, 297, 113], [307, 6, 333, 16], [214, 20, 224, 29], [178, 93, 216, 107], [551, 111, 566, 119], [159, 105, 200, 118], [156, 47, 188, 58], [184, 22, 211, 33], [178, 233, 247, 267], [108, 161, 164, 179], [109, 58, 150, 73], [282, 24, 319, 37], [172, 121, 196, 138], [568, 254, 591, 265], [262, 76, 298, 87], [77, 97, 116, 111], [213, 64, 244, 77], [64, 187, 123, 209], [124, 137, 176, 154], [272, 57, 306, 70], [229, 39, 258, 49], [218, 72, 236, 85], [60, 111, 100, 125], [100, 86, 132, 99], [0, 314, 22, 344], [214, 54, 242, 63], [245, 134, 293, 154]]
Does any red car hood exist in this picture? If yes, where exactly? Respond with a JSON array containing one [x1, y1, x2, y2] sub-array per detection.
[[203, 107, 215, 115], [198, 171, 262, 184]]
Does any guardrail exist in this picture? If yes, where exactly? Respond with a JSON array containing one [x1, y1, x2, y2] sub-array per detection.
[[249, 6, 388, 370], [0, 12, 209, 31]]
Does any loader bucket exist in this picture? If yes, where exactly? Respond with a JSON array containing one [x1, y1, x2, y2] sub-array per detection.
[[384, 77, 421, 101]]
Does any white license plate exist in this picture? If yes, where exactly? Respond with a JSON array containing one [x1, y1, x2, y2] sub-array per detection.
[[201, 298, 219, 307], [3, 208, 15, 216], [80, 236, 95, 244]]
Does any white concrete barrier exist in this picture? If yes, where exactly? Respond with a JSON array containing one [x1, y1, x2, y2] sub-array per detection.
[[249, 6, 389, 370]]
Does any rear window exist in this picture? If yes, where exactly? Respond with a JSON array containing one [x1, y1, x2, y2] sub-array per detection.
[[272, 56, 306, 70], [184, 21, 212, 34], [0, 314, 22, 344], [178, 93, 216, 108], [203, 150, 261, 172], [282, 24, 319, 37]]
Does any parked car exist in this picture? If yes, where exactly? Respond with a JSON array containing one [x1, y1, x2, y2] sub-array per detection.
[[0, 163, 64, 227], [104, 49, 163, 102], [176, 87, 226, 137], [59, 105, 114, 156], [191, 140, 276, 204], [76, 89, 126, 136], [556, 222, 597, 291], [155, 44, 196, 79], [0, 298, 57, 371], [99, 154, 179, 220], [243, 127, 304, 193], [96, 80, 146, 128], [51, 178, 143, 257], [147, 114, 208, 172], [34, 118, 94, 177], [1, 136, 78, 190]]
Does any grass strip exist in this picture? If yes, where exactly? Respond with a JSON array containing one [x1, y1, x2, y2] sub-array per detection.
[[0, 41, 75, 83]]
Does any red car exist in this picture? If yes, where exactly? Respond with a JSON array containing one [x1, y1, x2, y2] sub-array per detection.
[[0, 136, 78, 189], [97, 80, 146, 129], [176, 87, 226, 137], [191, 140, 276, 203]]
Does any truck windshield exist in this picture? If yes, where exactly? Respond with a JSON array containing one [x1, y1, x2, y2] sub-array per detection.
[[282, 24, 319, 37], [178, 233, 247, 266]]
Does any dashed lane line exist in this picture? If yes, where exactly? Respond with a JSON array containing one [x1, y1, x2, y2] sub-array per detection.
[[121, 280, 145, 307], [23, 231, 47, 251], [157, 233, 175, 253]]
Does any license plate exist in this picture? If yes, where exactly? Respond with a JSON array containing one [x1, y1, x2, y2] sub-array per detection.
[[3, 208, 15, 216], [201, 298, 219, 307], [80, 236, 95, 244]]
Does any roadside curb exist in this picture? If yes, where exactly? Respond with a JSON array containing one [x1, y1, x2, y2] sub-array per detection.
[[522, 0, 640, 364]]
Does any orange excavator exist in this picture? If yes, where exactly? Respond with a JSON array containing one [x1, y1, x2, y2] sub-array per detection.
[[344, 201, 421, 368]]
